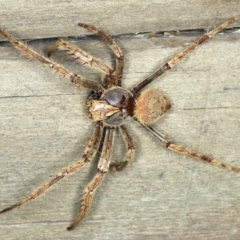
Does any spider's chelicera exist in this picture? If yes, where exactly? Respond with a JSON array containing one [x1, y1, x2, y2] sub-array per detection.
[[1, 16, 240, 231]]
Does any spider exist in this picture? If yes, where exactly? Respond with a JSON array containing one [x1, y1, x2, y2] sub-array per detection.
[[0, 16, 240, 231]]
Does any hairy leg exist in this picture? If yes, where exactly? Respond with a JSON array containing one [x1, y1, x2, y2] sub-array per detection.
[[0, 29, 102, 91], [110, 125, 135, 171], [48, 39, 114, 75], [78, 23, 124, 86], [67, 127, 115, 230], [131, 16, 240, 95], [136, 119, 240, 172], [0, 122, 103, 214]]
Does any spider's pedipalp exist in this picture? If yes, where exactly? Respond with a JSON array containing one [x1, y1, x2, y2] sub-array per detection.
[[0, 122, 103, 214], [67, 127, 115, 231]]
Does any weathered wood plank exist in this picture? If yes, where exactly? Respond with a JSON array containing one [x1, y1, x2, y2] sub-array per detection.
[[0, 0, 240, 39], [0, 1, 240, 239]]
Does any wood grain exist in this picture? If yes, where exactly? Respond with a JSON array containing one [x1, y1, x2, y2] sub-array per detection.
[[0, 1, 240, 239]]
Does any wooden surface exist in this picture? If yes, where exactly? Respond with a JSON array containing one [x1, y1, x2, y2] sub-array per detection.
[[1, 1, 240, 239]]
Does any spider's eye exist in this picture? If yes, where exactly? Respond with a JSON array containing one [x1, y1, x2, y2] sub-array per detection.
[[90, 91, 100, 99]]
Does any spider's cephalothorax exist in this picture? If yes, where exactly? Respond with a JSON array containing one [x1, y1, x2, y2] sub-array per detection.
[[86, 87, 135, 126], [0, 16, 239, 231]]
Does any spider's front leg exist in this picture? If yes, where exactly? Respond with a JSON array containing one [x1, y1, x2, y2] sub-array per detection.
[[137, 120, 240, 172], [0, 122, 103, 214], [47, 39, 114, 76], [78, 23, 124, 86], [67, 127, 115, 231], [0, 29, 102, 91]]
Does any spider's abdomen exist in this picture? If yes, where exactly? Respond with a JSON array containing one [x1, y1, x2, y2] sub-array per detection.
[[86, 87, 135, 126], [134, 89, 171, 125]]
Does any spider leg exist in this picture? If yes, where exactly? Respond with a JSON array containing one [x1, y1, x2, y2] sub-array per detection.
[[78, 23, 124, 86], [47, 39, 114, 75], [0, 29, 102, 91], [110, 125, 135, 171], [0, 122, 103, 214], [131, 15, 240, 95], [136, 119, 240, 172], [67, 127, 115, 231]]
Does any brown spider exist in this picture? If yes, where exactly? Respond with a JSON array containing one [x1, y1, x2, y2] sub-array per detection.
[[0, 16, 240, 231]]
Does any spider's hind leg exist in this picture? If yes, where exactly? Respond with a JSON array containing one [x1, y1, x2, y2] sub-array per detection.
[[136, 119, 240, 172], [168, 143, 240, 172], [110, 125, 135, 172]]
